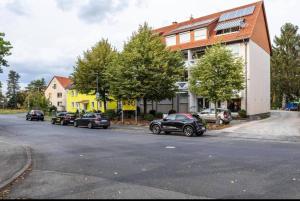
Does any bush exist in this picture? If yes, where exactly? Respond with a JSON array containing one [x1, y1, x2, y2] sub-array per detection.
[[155, 112, 163, 119], [104, 109, 117, 120], [168, 109, 176, 115], [149, 110, 156, 116], [144, 114, 154, 121], [238, 110, 247, 118]]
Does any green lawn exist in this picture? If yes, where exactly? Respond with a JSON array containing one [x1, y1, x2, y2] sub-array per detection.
[[0, 109, 28, 114]]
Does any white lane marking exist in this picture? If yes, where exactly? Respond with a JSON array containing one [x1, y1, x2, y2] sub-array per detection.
[[165, 146, 176, 149]]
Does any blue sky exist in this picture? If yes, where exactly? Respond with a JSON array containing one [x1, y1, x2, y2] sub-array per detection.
[[0, 0, 299, 92]]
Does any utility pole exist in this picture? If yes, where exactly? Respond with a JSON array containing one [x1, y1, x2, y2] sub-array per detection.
[[96, 73, 100, 112]]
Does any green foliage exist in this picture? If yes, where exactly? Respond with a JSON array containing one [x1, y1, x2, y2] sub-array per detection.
[[104, 109, 117, 120], [108, 23, 184, 114], [26, 78, 47, 93], [168, 109, 176, 115], [25, 91, 50, 113], [155, 112, 163, 119], [149, 110, 156, 116], [72, 39, 118, 112], [189, 44, 244, 117], [6, 70, 21, 109], [271, 23, 300, 108], [144, 114, 154, 121], [238, 109, 247, 118], [0, 32, 13, 72]]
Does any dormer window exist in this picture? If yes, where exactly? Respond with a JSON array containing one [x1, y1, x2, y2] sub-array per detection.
[[166, 35, 176, 46], [179, 31, 191, 44], [194, 28, 207, 40], [215, 18, 244, 35], [53, 84, 57, 89]]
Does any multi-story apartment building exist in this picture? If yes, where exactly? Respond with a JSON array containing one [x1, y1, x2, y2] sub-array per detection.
[[45, 76, 72, 112], [141, 1, 271, 118]]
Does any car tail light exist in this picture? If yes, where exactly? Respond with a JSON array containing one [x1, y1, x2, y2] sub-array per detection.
[[224, 112, 228, 118]]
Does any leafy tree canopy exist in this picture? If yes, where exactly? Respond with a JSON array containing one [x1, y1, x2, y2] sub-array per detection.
[[0, 32, 13, 72], [189, 44, 244, 117], [108, 23, 184, 114], [72, 39, 118, 111]]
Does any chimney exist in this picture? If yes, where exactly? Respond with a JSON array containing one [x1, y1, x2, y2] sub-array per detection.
[[190, 14, 194, 21]]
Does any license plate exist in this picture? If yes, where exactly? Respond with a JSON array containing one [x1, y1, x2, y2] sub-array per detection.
[[101, 120, 108, 123], [70, 121, 74, 123]]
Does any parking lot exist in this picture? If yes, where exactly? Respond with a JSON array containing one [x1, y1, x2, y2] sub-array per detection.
[[1, 113, 300, 199]]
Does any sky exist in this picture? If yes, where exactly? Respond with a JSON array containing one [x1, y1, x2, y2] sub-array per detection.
[[0, 0, 299, 92]]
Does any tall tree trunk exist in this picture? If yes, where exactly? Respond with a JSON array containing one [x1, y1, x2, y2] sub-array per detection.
[[143, 98, 147, 115], [282, 94, 286, 110], [103, 91, 107, 112], [215, 101, 219, 125]]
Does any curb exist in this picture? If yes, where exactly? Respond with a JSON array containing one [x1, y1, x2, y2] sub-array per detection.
[[0, 145, 33, 191]]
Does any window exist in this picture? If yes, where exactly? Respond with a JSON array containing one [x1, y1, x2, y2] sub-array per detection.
[[92, 102, 95, 108], [179, 32, 190, 44], [57, 102, 63, 106], [53, 84, 56, 89], [166, 114, 176, 121], [194, 28, 207, 40], [71, 91, 74, 97], [72, 102, 75, 108], [227, 44, 240, 56], [216, 26, 240, 35], [57, 93, 62, 98], [76, 103, 80, 109], [175, 115, 189, 121], [166, 35, 176, 46]]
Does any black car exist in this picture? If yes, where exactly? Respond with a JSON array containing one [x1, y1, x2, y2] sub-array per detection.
[[74, 113, 110, 129], [51, 112, 76, 126], [26, 110, 44, 121], [149, 113, 206, 137]]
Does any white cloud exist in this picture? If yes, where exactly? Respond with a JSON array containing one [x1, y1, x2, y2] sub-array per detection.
[[0, 0, 300, 93]]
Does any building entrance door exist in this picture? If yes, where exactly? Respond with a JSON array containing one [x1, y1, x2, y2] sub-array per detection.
[[197, 98, 210, 112]]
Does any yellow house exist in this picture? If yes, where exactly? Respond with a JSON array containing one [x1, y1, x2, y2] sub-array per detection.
[[66, 88, 136, 113]]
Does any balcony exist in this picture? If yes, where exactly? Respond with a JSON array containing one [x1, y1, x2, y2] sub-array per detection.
[[176, 82, 188, 92]]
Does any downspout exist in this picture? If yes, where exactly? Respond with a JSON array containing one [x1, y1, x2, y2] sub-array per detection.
[[244, 39, 248, 114]]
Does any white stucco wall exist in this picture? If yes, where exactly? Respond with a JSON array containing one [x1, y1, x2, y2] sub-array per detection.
[[44, 78, 67, 111], [247, 40, 271, 115]]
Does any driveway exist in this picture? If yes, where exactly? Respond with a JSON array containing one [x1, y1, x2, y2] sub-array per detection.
[[1, 113, 300, 199], [219, 111, 300, 142]]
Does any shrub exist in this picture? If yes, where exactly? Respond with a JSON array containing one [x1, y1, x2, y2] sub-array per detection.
[[144, 114, 154, 121], [168, 109, 176, 115], [238, 110, 247, 118], [149, 110, 156, 116], [155, 112, 163, 119], [104, 109, 117, 120]]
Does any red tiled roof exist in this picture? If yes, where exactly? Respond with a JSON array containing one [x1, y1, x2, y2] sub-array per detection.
[[153, 1, 271, 54], [54, 76, 72, 89]]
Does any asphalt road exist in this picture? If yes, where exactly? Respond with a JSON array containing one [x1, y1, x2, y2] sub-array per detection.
[[0, 113, 300, 199]]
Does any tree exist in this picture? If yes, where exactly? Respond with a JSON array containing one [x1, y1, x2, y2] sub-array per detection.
[[26, 78, 47, 93], [72, 39, 117, 112], [189, 44, 244, 122], [0, 32, 12, 72], [108, 23, 184, 114], [271, 23, 300, 109], [25, 92, 49, 112], [0, 32, 13, 98], [6, 70, 20, 109]]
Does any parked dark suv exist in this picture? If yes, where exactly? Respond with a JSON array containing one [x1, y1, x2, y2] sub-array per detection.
[[26, 110, 44, 121], [149, 113, 206, 137], [74, 113, 110, 129], [51, 112, 76, 126]]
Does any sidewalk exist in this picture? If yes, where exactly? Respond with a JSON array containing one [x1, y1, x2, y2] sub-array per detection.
[[0, 141, 32, 191]]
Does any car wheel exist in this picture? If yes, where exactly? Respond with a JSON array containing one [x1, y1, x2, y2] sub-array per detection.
[[184, 126, 194, 137], [165, 131, 171, 135], [103, 126, 108, 129], [219, 119, 224, 125], [88, 122, 93, 129], [51, 119, 55, 124], [151, 125, 161, 135], [74, 121, 78, 127], [60, 120, 65, 126], [29, 117, 32, 121]]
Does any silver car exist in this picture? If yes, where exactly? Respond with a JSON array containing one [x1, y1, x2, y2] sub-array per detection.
[[197, 108, 232, 124]]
